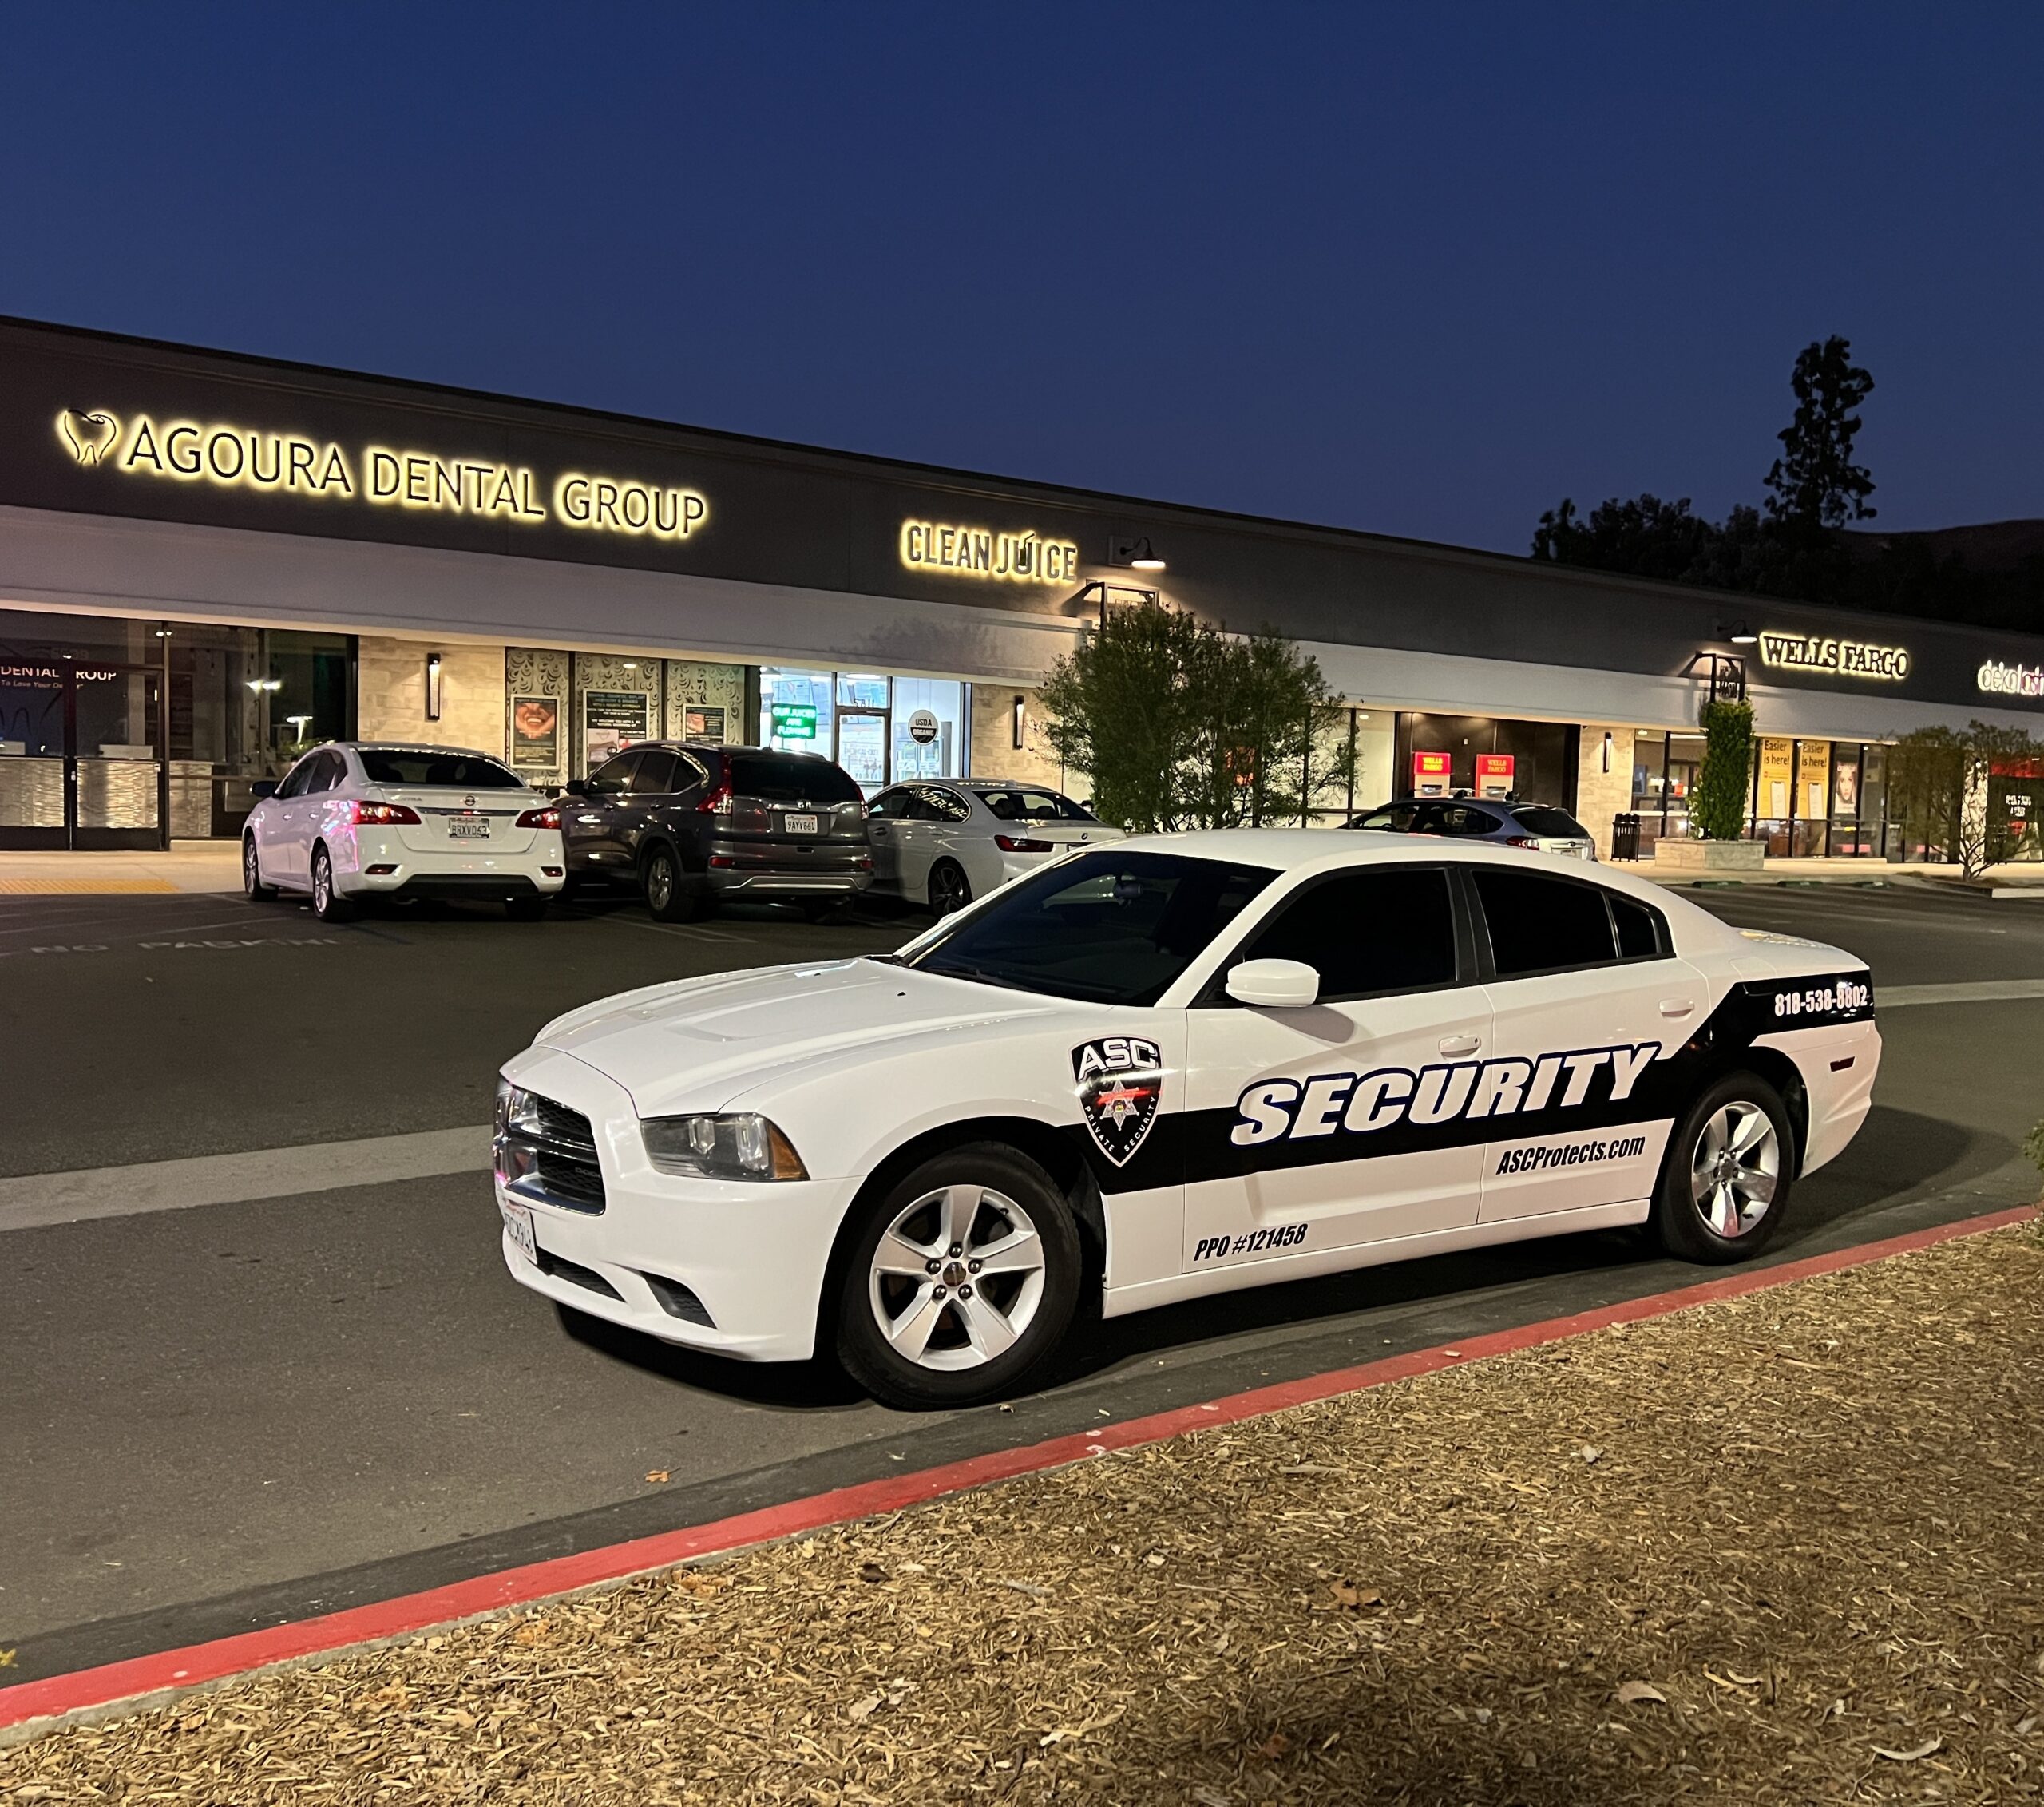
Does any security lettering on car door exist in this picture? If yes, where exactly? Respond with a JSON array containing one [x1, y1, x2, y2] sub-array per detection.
[[1180, 865, 1492, 1271]]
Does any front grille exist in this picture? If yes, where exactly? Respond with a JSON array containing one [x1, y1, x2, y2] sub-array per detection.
[[498, 1094, 608, 1214], [535, 1244, 623, 1299]]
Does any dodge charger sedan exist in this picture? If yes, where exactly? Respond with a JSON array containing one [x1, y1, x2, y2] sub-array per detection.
[[494, 832, 1878, 1408]]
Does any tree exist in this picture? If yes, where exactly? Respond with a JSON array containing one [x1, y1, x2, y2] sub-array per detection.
[[1887, 721, 2042, 878], [1039, 598, 1355, 831], [1764, 335, 1876, 529], [1692, 696, 1755, 840]]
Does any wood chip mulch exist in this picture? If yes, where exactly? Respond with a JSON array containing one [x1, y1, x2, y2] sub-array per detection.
[[5, 1222, 2042, 1805]]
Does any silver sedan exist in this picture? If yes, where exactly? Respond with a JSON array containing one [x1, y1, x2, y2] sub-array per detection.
[[866, 780, 1123, 913]]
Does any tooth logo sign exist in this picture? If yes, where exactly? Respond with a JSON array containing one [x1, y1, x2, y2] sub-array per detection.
[[59, 410, 122, 466]]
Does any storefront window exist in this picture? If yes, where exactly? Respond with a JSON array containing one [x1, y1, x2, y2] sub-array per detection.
[[760, 667, 836, 759], [760, 668, 967, 791], [1396, 713, 1577, 810], [890, 677, 965, 782]]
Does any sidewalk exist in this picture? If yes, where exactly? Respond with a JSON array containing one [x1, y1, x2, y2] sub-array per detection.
[[0, 842, 243, 894], [6, 1218, 2038, 1803], [1613, 854, 2044, 894]]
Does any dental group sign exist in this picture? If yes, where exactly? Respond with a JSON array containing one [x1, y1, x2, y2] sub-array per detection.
[[1978, 657, 2044, 701], [53, 409, 708, 544]]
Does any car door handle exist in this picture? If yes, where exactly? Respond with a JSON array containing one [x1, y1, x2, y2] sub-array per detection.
[[1658, 998, 1697, 1017], [1438, 1034, 1482, 1056]]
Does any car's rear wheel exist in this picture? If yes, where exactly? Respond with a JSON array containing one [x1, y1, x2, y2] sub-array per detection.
[[642, 846, 697, 922], [310, 845, 355, 923], [1651, 1071, 1794, 1263], [242, 834, 276, 902], [929, 860, 971, 916], [835, 1143, 1081, 1409]]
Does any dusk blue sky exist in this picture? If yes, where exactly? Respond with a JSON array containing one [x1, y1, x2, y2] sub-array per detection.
[[3, 4, 2038, 553]]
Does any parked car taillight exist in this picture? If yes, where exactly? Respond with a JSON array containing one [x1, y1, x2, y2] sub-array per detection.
[[995, 834, 1055, 853], [515, 806, 561, 830], [1504, 834, 1540, 850], [697, 780, 734, 815], [348, 801, 422, 826]]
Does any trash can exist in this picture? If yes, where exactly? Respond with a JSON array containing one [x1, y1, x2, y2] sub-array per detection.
[[1611, 812, 1641, 862]]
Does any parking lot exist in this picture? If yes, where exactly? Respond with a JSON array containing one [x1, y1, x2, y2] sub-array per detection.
[[2, 879, 2040, 1686]]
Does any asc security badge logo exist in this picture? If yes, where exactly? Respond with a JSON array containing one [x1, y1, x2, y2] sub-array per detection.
[[1072, 1036, 1164, 1167]]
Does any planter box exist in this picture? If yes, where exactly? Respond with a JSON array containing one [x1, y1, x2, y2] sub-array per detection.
[[1653, 838, 1766, 872]]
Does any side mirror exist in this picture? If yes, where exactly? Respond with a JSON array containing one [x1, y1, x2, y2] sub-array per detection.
[[249, 779, 278, 800], [1225, 957, 1321, 1008], [564, 779, 589, 797]]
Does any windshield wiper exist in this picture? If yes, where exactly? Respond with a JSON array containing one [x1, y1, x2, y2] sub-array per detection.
[[864, 953, 906, 965], [918, 961, 1040, 993]]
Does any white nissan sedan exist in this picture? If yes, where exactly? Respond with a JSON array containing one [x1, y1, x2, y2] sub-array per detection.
[[244, 742, 565, 921], [494, 832, 1878, 1408]]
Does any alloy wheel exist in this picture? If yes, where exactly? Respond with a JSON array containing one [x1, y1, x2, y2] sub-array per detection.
[[313, 856, 331, 912], [1689, 1101, 1780, 1238], [931, 864, 969, 914], [243, 840, 259, 890], [867, 1183, 1046, 1372], [647, 855, 674, 913]]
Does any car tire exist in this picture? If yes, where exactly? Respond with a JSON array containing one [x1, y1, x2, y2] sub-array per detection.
[[929, 860, 972, 916], [505, 896, 549, 921], [310, 845, 356, 924], [242, 834, 277, 902], [641, 846, 697, 922], [798, 898, 842, 923], [835, 1142, 1082, 1410], [1650, 1070, 1795, 1264]]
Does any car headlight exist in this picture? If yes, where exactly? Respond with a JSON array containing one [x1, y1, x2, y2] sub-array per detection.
[[496, 1079, 545, 1139], [640, 1113, 809, 1181]]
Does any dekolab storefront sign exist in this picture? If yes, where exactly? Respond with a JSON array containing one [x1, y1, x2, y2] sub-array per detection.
[[53, 407, 709, 545]]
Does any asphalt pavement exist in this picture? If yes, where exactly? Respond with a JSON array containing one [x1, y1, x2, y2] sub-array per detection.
[[2, 879, 2040, 1683]]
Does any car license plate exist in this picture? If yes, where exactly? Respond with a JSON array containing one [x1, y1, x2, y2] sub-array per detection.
[[782, 813, 818, 837], [499, 1199, 537, 1262], [450, 816, 491, 840]]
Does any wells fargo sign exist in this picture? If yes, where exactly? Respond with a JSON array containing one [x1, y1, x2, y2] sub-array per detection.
[[1757, 630, 1911, 683], [54, 409, 708, 544]]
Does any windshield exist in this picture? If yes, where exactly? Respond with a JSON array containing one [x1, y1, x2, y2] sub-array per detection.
[[976, 787, 1097, 823], [727, 752, 863, 804], [899, 849, 1278, 1004], [358, 750, 525, 789]]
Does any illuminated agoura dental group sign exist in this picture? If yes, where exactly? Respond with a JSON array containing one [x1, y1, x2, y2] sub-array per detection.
[[53, 410, 708, 544]]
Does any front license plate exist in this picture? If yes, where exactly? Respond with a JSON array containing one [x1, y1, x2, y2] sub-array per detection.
[[450, 816, 491, 840], [782, 813, 818, 837], [499, 1199, 537, 1262]]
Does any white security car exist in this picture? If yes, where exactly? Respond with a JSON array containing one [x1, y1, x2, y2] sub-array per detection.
[[495, 832, 1879, 1408], [866, 779, 1121, 913], [244, 743, 566, 921]]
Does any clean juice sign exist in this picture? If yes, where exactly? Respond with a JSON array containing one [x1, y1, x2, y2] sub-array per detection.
[[54, 407, 708, 544]]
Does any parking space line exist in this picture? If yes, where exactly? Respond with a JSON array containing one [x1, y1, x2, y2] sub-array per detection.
[[0, 1127, 492, 1234], [1877, 977, 2044, 1006]]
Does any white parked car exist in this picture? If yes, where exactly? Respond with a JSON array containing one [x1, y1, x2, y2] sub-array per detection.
[[494, 831, 1879, 1408], [866, 779, 1122, 913], [244, 743, 566, 921]]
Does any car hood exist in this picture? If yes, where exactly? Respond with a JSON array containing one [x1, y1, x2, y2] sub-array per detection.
[[533, 958, 1079, 1115]]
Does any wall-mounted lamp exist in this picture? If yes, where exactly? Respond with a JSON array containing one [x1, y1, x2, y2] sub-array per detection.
[[246, 676, 282, 695], [1107, 535, 1167, 572], [152, 626, 173, 640], [1602, 730, 1614, 774], [426, 652, 443, 721], [1012, 695, 1027, 751], [1719, 620, 1757, 645], [284, 713, 314, 743]]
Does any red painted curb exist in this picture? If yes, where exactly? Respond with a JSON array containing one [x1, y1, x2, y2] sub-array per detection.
[[4, 1202, 2034, 1736]]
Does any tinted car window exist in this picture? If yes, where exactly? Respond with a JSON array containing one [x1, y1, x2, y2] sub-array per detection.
[[978, 788, 1094, 822], [1349, 803, 1421, 832], [632, 749, 682, 795], [727, 753, 863, 805], [1611, 892, 1668, 960], [1511, 806, 1588, 839], [902, 850, 1277, 1005], [275, 758, 315, 799], [1472, 867, 1618, 975], [590, 751, 643, 793], [867, 787, 917, 820], [358, 749, 526, 789], [1238, 867, 1459, 999], [1440, 805, 1501, 837], [916, 786, 972, 822]]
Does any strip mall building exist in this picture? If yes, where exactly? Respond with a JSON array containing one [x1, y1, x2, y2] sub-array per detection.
[[1, 315, 2039, 858]]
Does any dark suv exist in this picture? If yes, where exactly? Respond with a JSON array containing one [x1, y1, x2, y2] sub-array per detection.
[[561, 744, 873, 921]]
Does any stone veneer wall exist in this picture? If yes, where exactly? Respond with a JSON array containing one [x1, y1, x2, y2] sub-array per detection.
[[969, 683, 1071, 793], [1574, 723, 1636, 859], [357, 636, 506, 759]]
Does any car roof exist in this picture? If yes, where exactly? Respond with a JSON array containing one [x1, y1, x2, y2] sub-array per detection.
[[340, 741, 514, 761]]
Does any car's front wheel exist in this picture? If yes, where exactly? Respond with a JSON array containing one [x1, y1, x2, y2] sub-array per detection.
[[242, 834, 276, 902], [310, 845, 355, 923], [1651, 1070, 1794, 1263], [835, 1143, 1081, 1409]]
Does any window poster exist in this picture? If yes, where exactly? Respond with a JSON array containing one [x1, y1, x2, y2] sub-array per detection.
[[583, 689, 650, 771], [509, 695, 560, 768], [684, 704, 726, 743]]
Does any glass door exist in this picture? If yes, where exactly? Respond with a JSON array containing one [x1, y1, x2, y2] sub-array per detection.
[[0, 660, 164, 850], [836, 711, 889, 790]]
